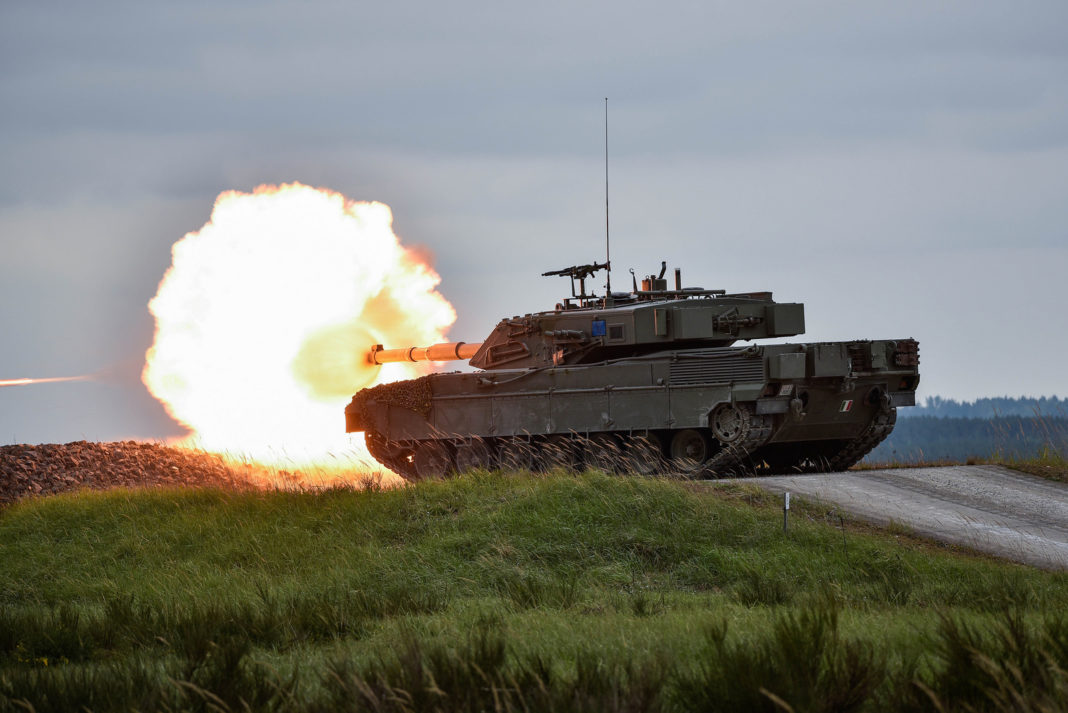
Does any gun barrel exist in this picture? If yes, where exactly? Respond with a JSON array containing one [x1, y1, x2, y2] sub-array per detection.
[[368, 342, 482, 365]]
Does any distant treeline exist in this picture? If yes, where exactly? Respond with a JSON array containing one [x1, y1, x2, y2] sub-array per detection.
[[866, 415, 1068, 464], [899, 395, 1068, 419]]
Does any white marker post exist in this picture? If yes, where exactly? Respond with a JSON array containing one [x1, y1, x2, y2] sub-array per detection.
[[783, 492, 791, 533]]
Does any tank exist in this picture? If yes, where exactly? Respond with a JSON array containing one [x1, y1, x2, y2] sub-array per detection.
[[345, 261, 920, 480]]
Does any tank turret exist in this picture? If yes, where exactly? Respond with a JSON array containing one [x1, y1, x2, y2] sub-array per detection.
[[365, 262, 805, 370]]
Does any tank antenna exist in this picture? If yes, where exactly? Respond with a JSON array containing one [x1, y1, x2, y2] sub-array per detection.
[[604, 97, 612, 297]]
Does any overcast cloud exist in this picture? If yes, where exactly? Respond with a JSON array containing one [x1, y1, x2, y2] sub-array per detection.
[[2, 0, 1066, 444]]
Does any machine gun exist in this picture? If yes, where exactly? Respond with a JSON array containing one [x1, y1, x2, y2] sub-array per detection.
[[541, 261, 610, 304]]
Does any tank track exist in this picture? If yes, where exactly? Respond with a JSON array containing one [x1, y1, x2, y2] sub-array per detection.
[[823, 408, 897, 472], [365, 409, 895, 480], [699, 413, 774, 478], [365, 430, 417, 480]]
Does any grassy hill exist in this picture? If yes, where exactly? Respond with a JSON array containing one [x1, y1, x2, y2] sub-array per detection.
[[2, 471, 1067, 712]]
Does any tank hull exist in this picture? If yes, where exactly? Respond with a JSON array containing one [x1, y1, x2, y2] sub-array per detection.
[[346, 338, 919, 480]]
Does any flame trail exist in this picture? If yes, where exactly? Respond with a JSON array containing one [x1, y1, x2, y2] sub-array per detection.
[[0, 375, 93, 388], [143, 183, 456, 482]]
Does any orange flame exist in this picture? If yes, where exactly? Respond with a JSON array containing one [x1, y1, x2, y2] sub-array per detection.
[[142, 183, 456, 482]]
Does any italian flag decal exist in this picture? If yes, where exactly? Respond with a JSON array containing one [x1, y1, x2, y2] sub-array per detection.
[[840, 400, 854, 413]]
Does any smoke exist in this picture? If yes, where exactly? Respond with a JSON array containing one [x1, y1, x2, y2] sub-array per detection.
[[142, 183, 456, 474]]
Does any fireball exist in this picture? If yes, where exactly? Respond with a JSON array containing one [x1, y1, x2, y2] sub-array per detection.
[[143, 183, 455, 480]]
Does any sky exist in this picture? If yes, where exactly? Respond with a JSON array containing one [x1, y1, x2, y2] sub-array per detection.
[[2, 0, 1067, 445]]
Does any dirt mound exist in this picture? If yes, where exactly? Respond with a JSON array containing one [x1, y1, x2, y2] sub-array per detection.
[[0, 441, 252, 505]]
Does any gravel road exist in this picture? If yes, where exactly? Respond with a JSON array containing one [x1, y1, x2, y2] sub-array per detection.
[[721, 465, 1068, 570]]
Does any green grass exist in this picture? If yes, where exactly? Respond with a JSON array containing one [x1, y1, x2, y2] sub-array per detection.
[[864, 452, 1068, 484], [1, 471, 1067, 711], [859, 448, 1068, 486], [999, 448, 1068, 484]]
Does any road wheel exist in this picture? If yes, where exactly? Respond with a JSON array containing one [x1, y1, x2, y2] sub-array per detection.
[[498, 438, 536, 472], [669, 429, 709, 471], [413, 441, 453, 480], [454, 440, 493, 472], [710, 404, 751, 444]]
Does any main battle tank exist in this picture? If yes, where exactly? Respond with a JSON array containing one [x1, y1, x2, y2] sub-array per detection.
[[345, 262, 919, 480]]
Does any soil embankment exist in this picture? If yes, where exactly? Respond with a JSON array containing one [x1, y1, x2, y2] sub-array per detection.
[[0, 441, 249, 505]]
